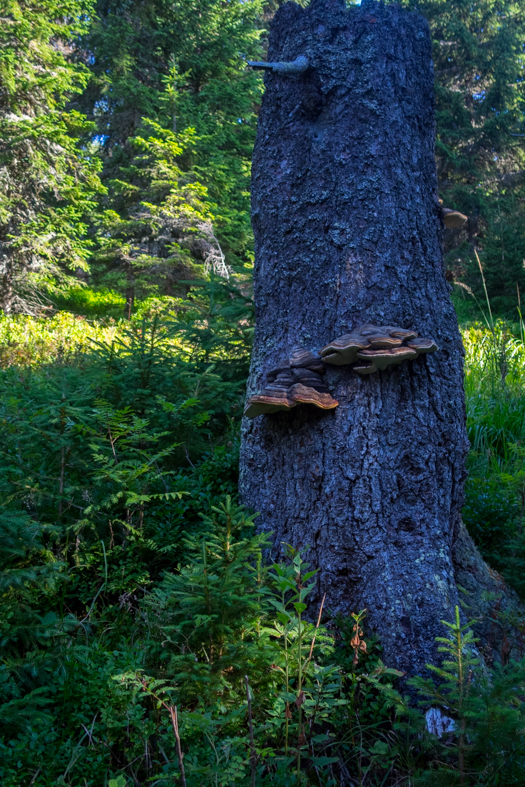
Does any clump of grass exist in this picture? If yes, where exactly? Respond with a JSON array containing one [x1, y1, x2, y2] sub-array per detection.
[[463, 322, 525, 462], [51, 285, 126, 318], [459, 252, 525, 595]]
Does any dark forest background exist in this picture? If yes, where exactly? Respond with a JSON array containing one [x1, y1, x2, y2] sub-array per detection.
[[1, 1, 525, 785]]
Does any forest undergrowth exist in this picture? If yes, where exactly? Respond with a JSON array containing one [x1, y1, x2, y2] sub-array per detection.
[[1, 285, 525, 787], [3, 0, 525, 781]]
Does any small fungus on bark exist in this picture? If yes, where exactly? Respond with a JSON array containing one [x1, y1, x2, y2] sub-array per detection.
[[247, 55, 309, 75], [244, 347, 338, 418], [321, 324, 438, 375], [439, 200, 468, 229]]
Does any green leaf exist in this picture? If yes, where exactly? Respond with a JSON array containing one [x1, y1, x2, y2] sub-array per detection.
[[109, 777, 128, 787], [309, 756, 339, 766]]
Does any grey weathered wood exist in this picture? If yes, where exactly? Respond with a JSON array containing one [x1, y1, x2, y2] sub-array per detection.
[[240, 0, 517, 675]]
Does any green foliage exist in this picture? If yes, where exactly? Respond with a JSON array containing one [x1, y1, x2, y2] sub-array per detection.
[[92, 121, 223, 308], [462, 321, 525, 596], [410, 607, 525, 786], [0, 298, 253, 784], [0, 302, 524, 785], [0, 0, 105, 314], [150, 496, 272, 700], [114, 540, 407, 787], [0, 310, 246, 649], [0, 310, 121, 366], [81, 0, 265, 290], [51, 286, 126, 318], [400, 0, 525, 317]]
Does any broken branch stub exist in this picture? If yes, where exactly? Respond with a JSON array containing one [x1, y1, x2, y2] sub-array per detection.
[[244, 347, 338, 418], [321, 324, 438, 375], [247, 55, 309, 75]]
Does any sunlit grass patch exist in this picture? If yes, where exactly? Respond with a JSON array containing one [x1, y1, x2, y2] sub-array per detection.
[[0, 311, 121, 368], [51, 285, 126, 318]]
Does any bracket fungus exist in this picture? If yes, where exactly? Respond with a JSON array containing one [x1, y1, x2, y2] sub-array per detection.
[[244, 348, 338, 418], [247, 55, 309, 75], [321, 324, 438, 375], [439, 200, 468, 229]]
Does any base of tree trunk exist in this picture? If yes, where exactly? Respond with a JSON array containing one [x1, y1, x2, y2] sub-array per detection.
[[453, 522, 524, 665]]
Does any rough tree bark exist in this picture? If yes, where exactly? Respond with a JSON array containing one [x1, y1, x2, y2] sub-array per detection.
[[240, 0, 521, 676]]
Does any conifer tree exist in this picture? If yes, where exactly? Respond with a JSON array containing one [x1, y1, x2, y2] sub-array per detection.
[[404, 0, 525, 313], [81, 0, 265, 274], [0, 0, 104, 313], [94, 120, 223, 312]]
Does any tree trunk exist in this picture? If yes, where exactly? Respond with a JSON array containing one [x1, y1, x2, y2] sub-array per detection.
[[124, 263, 135, 320], [0, 254, 14, 314], [240, 0, 520, 676]]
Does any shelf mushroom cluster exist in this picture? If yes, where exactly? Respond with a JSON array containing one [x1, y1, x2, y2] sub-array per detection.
[[244, 325, 438, 418], [243, 348, 338, 418], [321, 324, 438, 375]]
